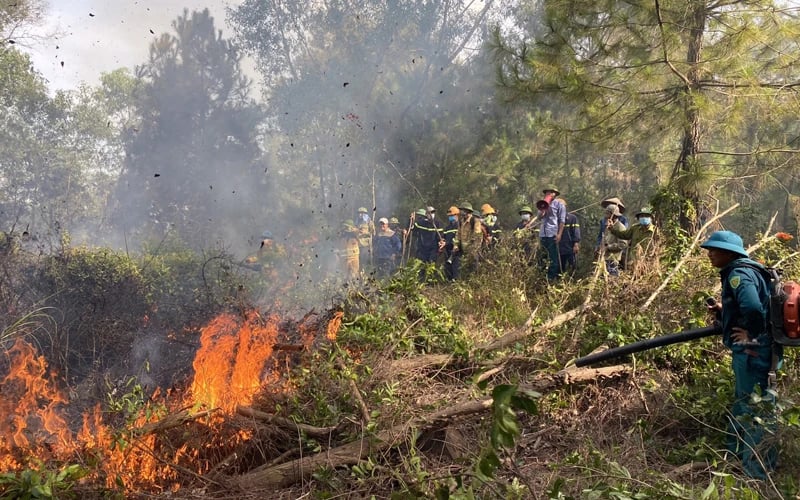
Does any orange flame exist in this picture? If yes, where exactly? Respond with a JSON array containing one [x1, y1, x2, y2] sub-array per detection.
[[189, 311, 280, 413], [0, 339, 73, 468], [0, 306, 336, 492]]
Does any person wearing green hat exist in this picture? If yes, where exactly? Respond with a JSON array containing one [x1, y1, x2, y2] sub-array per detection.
[[513, 205, 538, 263], [701, 230, 781, 480], [453, 201, 484, 275], [608, 207, 657, 277]]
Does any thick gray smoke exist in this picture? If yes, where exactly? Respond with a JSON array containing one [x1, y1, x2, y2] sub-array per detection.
[[13, 0, 509, 298]]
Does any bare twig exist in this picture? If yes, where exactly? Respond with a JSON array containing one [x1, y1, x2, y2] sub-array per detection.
[[236, 406, 339, 439], [641, 203, 739, 310], [231, 365, 629, 490], [336, 358, 371, 423]]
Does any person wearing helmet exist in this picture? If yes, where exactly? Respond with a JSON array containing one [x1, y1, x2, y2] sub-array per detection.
[[480, 203, 502, 248], [373, 217, 402, 277], [608, 207, 657, 277], [442, 206, 461, 280], [701, 230, 780, 480], [453, 201, 484, 275], [245, 229, 286, 272], [411, 206, 442, 265], [355, 207, 375, 270], [336, 219, 361, 279], [538, 187, 566, 280]]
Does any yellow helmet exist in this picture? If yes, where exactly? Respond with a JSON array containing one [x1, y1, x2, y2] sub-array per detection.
[[447, 206, 460, 216], [481, 203, 496, 216]]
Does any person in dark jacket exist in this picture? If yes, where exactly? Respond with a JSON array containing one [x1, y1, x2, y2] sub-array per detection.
[[558, 199, 581, 276], [412, 207, 442, 263], [701, 230, 781, 480], [441, 206, 461, 281]]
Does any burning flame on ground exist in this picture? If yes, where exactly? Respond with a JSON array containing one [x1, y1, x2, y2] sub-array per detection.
[[0, 308, 335, 492], [190, 311, 283, 413]]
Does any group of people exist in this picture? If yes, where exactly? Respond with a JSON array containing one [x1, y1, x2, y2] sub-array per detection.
[[245, 197, 783, 480], [330, 187, 660, 283]]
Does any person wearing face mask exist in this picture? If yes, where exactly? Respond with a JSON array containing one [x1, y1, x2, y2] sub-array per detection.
[[608, 207, 658, 278], [453, 202, 483, 276], [513, 205, 537, 264], [412, 206, 443, 264], [442, 206, 461, 280]]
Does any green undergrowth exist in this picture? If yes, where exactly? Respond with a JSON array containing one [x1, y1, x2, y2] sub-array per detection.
[[283, 234, 800, 498], [2, 232, 800, 498]]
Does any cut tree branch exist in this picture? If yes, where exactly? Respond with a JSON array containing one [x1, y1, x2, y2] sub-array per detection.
[[230, 365, 629, 490]]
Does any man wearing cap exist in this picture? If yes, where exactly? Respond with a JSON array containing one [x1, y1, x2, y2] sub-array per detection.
[[538, 188, 567, 280], [411, 207, 442, 264], [595, 197, 629, 258], [373, 217, 402, 277], [701, 230, 781, 480], [609, 207, 657, 278]]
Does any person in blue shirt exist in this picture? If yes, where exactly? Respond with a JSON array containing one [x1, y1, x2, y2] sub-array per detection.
[[373, 218, 402, 277], [701, 230, 781, 480], [537, 187, 566, 281]]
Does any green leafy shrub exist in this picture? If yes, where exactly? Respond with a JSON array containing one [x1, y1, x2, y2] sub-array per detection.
[[0, 462, 87, 500], [35, 245, 152, 377]]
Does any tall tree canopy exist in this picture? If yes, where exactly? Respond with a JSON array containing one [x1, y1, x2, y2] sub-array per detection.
[[493, 0, 800, 230], [0, 47, 116, 242], [229, 0, 510, 220], [113, 9, 264, 248]]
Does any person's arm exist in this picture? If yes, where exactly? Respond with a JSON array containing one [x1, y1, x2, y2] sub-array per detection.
[[573, 216, 581, 252], [732, 269, 769, 339], [608, 220, 634, 240], [555, 202, 566, 243], [596, 218, 606, 249]]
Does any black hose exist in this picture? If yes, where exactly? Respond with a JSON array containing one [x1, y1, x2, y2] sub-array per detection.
[[574, 324, 721, 367]]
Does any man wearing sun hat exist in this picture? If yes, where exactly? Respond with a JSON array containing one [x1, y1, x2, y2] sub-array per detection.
[[701, 230, 781, 480]]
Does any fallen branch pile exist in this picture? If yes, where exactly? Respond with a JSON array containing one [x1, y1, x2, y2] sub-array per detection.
[[227, 364, 629, 490]]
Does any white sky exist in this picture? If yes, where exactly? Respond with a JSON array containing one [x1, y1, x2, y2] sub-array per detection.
[[21, 0, 249, 92]]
